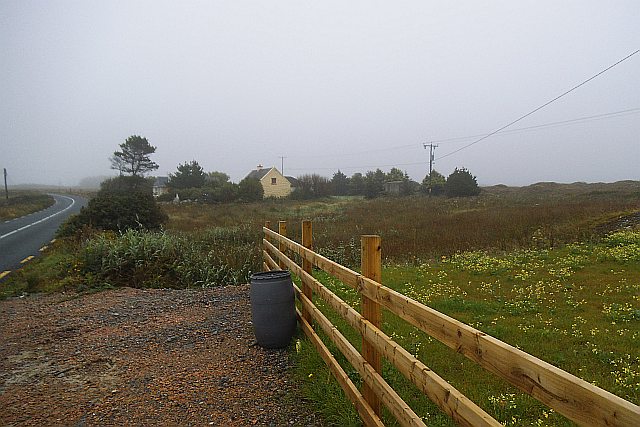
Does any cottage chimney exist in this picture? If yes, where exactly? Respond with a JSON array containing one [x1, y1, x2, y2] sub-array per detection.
[[256, 164, 263, 170]]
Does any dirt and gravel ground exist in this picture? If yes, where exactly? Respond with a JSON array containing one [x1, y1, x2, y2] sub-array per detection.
[[0, 285, 323, 426]]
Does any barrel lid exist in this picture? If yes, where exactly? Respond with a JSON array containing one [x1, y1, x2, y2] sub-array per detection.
[[251, 270, 291, 281]]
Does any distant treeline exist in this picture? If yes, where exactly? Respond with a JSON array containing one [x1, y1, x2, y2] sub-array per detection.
[[158, 161, 480, 202]]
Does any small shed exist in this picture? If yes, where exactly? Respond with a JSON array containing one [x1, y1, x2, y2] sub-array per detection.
[[384, 181, 404, 195]]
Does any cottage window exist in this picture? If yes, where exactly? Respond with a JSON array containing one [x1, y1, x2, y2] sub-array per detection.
[[271, 177, 277, 185]]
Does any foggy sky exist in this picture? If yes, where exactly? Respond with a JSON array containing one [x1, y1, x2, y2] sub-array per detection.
[[2, 1, 639, 187]]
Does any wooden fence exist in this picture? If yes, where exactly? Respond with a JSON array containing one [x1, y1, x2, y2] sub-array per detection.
[[262, 220, 640, 427]]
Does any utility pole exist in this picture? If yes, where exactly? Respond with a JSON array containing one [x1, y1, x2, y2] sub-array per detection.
[[3, 168, 8, 200], [3, 168, 7, 200], [423, 143, 437, 197], [278, 156, 286, 175]]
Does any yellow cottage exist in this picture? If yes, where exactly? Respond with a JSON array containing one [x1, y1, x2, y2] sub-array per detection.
[[245, 165, 292, 198]]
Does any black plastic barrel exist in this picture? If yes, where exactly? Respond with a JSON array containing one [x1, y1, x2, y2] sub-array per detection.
[[250, 270, 296, 349]]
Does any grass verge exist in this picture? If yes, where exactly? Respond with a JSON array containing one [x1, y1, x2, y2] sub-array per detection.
[[0, 192, 54, 221], [1, 226, 261, 297]]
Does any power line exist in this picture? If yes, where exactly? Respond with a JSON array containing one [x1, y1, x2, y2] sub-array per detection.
[[431, 107, 640, 144], [286, 106, 640, 162], [286, 160, 435, 172], [284, 106, 640, 173], [284, 49, 640, 175], [436, 49, 640, 161]]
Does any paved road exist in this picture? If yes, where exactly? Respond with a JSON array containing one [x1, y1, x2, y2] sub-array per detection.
[[0, 194, 86, 277]]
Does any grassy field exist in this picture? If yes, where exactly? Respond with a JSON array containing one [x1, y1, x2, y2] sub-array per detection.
[[0, 192, 54, 221], [164, 181, 640, 263], [293, 233, 639, 425], [1, 181, 639, 425]]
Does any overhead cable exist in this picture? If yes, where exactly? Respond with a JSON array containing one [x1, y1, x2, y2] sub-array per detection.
[[436, 49, 640, 160]]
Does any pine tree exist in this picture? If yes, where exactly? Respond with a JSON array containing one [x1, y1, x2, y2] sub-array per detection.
[[110, 135, 159, 176]]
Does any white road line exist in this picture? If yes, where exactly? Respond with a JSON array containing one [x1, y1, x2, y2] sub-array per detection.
[[0, 195, 76, 240]]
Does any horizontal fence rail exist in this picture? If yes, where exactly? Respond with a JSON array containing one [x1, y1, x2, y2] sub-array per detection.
[[262, 221, 640, 427]]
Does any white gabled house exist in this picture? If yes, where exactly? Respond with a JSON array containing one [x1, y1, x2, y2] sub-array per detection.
[[245, 165, 292, 198], [152, 176, 169, 197]]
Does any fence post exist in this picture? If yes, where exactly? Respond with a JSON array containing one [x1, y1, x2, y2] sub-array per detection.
[[263, 221, 271, 272], [278, 221, 287, 270], [301, 220, 313, 324], [361, 235, 382, 417]]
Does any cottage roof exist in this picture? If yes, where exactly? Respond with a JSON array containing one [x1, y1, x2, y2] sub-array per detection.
[[153, 176, 169, 187], [245, 168, 271, 180], [285, 176, 299, 187]]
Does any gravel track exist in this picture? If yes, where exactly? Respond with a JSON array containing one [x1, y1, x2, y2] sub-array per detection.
[[0, 285, 323, 426]]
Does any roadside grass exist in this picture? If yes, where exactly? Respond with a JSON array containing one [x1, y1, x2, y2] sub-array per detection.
[[0, 244, 80, 299], [291, 230, 640, 426], [0, 192, 54, 221], [0, 227, 261, 297], [79, 227, 260, 288]]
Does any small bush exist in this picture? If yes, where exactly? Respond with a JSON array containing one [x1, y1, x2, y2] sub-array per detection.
[[157, 192, 176, 202], [61, 176, 167, 235], [445, 167, 481, 197], [173, 187, 206, 201], [79, 228, 260, 288], [238, 177, 264, 202]]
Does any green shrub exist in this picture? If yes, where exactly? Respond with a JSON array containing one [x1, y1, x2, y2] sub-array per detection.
[[211, 182, 240, 203], [238, 177, 264, 202], [174, 187, 206, 201], [60, 176, 167, 234], [156, 192, 176, 202], [445, 167, 481, 197], [84, 192, 166, 230]]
